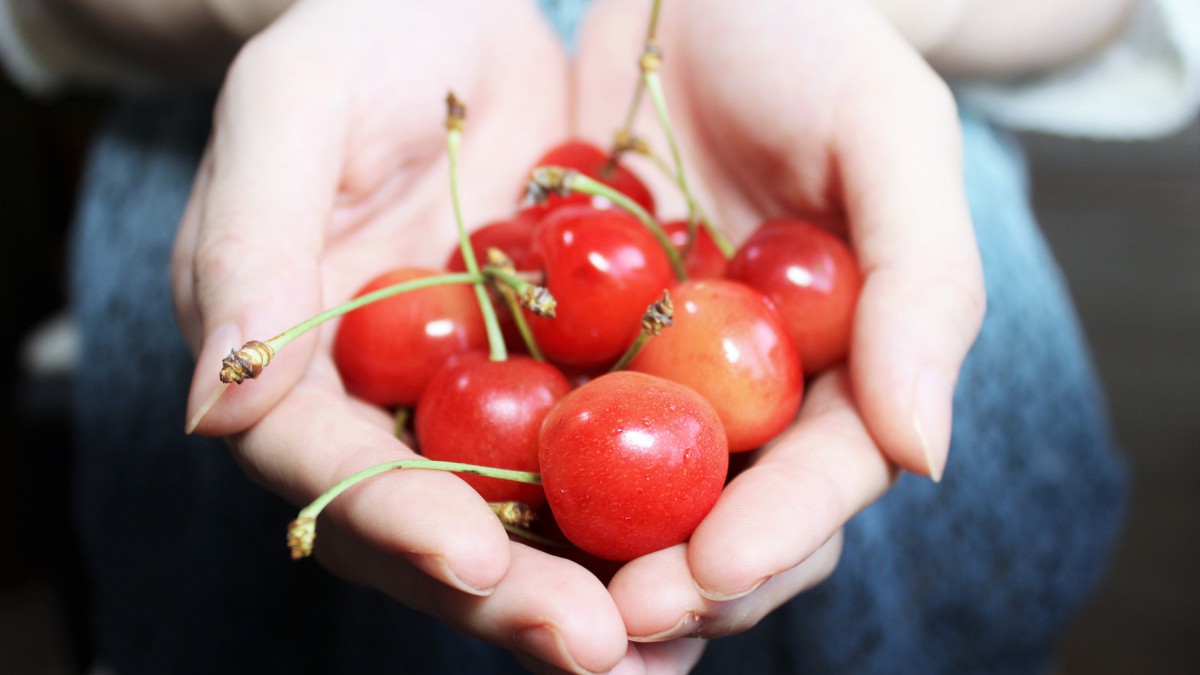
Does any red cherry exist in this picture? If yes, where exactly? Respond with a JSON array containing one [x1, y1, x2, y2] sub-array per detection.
[[539, 371, 728, 561], [526, 206, 673, 369], [332, 268, 486, 407], [444, 213, 538, 273], [662, 220, 728, 279], [445, 214, 540, 352], [726, 218, 862, 375], [522, 140, 656, 221], [415, 353, 570, 508], [629, 279, 803, 452]]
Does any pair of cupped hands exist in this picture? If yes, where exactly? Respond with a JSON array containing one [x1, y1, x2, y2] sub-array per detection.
[[171, 0, 984, 672]]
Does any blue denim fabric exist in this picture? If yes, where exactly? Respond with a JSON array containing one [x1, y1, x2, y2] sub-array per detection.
[[68, 3, 1125, 672]]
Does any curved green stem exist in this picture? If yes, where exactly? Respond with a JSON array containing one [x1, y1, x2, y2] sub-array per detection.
[[268, 272, 483, 353], [612, 0, 665, 158], [219, 271, 484, 386], [288, 458, 542, 559], [446, 96, 507, 361], [641, 69, 736, 259], [561, 172, 687, 281]]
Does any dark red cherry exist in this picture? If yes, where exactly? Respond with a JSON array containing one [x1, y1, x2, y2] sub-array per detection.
[[525, 206, 673, 368], [726, 218, 862, 375], [445, 213, 539, 273], [521, 139, 656, 222], [416, 353, 570, 507], [662, 220, 728, 279], [332, 267, 486, 407]]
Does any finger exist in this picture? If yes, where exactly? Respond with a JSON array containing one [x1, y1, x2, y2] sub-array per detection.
[[235, 357, 512, 596], [633, 639, 708, 674], [834, 37, 986, 481], [170, 143, 213, 353], [686, 369, 895, 600], [324, 536, 628, 675], [183, 33, 347, 437], [612, 533, 842, 642]]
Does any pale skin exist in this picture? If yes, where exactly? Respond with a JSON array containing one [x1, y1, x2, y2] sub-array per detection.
[[41, 0, 1136, 671]]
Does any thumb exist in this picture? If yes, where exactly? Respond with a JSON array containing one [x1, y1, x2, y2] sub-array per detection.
[[837, 62, 986, 481], [178, 50, 345, 436]]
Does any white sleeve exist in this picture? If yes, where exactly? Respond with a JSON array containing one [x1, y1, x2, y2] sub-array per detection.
[[0, 0, 160, 95], [951, 0, 1200, 140]]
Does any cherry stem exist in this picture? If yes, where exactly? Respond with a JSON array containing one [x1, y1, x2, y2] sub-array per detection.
[[446, 92, 507, 362], [612, 0, 664, 162], [501, 523, 574, 549], [489, 502, 573, 548], [483, 260, 556, 320], [288, 458, 542, 560], [528, 167, 686, 281], [639, 47, 736, 260], [609, 290, 673, 372], [483, 259, 549, 361], [393, 407, 411, 439], [219, 272, 484, 384], [500, 288, 546, 361]]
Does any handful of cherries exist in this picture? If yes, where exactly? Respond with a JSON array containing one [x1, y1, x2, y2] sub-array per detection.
[[218, 17, 862, 565]]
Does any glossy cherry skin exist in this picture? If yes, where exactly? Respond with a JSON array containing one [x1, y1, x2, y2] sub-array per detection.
[[539, 371, 728, 561], [415, 353, 570, 508], [526, 206, 673, 369], [445, 214, 540, 352], [445, 213, 538, 273], [629, 279, 803, 452], [663, 220, 728, 279], [521, 139, 656, 222], [726, 218, 862, 375], [332, 267, 486, 407]]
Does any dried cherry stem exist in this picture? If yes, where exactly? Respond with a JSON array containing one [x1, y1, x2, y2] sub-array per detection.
[[489, 502, 573, 548], [490, 501, 538, 528], [609, 290, 674, 372], [393, 407, 411, 440], [287, 459, 542, 560], [528, 166, 686, 280], [218, 272, 483, 384], [609, 0, 664, 168], [639, 44, 736, 260], [446, 92, 507, 362], [483, 255, 556, 319]]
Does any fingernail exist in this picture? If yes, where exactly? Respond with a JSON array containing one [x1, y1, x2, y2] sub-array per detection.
[[185, 382, 229, 435], [629, 611, 705, 642], [419, 554, 495, 597], [913, 367, 952, 482], [185, 322, 242, 434], [514, 625, 600, 675], [694, 575, 769, 602]]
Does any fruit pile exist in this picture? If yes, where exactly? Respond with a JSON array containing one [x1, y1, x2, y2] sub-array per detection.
[[219, 16, 861, 565]]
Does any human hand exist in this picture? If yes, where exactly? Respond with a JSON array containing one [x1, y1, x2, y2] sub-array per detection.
[[574, 0, 985, 665], [171, 1, 631, 671]]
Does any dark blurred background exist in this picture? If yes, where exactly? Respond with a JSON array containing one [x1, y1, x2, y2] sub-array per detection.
[[1, 73, 1197, 673]]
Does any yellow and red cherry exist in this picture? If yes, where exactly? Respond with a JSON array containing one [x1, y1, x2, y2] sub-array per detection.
[[629, 279, 803, 452]]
